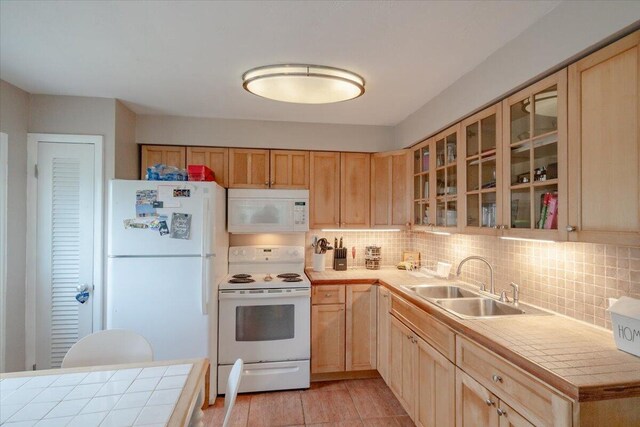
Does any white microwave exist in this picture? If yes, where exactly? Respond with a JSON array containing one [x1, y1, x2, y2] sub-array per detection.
[[227, 189, 309, 233]]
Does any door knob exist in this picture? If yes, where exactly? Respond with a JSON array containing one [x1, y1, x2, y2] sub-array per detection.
[[76, 284, 89, 293]]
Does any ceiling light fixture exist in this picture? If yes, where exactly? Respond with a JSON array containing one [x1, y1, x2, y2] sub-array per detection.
[[242, 64, 365, 104]]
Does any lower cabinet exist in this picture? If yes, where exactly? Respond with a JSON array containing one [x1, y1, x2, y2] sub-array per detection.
[[389, 315, 455, 426], [311, 284, 377, 375], [376, 286, 391, 383], [456, 368, 533, 427]]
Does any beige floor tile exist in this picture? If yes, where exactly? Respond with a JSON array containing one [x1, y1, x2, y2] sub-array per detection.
[[247, 390, 304, 427], [301, 389, 360, 424], [348, 384, 406, 419]]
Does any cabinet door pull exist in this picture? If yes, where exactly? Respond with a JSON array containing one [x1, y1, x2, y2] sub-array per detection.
[[325, 293, 332, 297], [264, 181, 269, 186], [567, 225, 577, 232], [496, 408, 506, 417], [485, 399, 495, 406], [492, 374, 503, 383]]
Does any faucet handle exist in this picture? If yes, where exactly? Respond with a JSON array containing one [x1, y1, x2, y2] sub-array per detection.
[[509, 282, 520, 303], [499, 290, 510, 303], [476, 281, 487, 292]]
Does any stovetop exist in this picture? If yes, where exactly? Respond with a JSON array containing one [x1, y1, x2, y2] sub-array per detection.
[[221, 245, 310, 290], [220, 272, 310, 290]]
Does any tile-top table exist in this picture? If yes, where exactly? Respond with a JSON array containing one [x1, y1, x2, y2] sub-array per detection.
[[0, 358, 208, 427]]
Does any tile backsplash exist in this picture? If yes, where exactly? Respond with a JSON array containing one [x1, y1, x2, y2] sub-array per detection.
[[412, 232, 640, 329], [303, 229, 640, 329]]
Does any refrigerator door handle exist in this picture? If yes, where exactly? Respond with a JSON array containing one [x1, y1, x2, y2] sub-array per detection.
[[201, 197, 210, 315]]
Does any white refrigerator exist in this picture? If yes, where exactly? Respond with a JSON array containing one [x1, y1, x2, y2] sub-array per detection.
[[106, 179, 227, 400]]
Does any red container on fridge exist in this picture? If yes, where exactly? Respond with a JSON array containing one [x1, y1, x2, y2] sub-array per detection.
[[187, 165, 215, 181]]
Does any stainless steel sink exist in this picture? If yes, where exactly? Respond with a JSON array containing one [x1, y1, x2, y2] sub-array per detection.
[[403, 285, 478, 300], [434, 297, 551, 319]]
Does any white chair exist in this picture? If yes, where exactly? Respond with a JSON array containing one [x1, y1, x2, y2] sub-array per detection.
[[222, 359, 244, 427], [61, 329, 153, 368]]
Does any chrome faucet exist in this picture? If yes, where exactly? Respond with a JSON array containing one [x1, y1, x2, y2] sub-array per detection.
[[456, 256, 495, 295]]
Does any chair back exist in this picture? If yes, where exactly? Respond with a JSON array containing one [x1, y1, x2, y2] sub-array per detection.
[[61, 329, 153, 368], [222, 359, 244, 427]]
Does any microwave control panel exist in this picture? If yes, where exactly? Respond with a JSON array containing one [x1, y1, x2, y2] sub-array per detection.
[[293, 201, 308, 231]]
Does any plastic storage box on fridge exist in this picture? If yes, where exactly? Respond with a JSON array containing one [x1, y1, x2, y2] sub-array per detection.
[[607, 296, 640, 357]]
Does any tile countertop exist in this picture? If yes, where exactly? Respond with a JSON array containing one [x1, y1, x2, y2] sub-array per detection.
[[305, 267, 640, 403]]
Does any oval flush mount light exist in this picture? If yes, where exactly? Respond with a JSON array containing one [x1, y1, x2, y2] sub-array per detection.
[[242, 64, 365, 104]]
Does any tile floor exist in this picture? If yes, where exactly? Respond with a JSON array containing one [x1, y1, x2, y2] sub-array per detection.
[[204, 378, 414, 427]]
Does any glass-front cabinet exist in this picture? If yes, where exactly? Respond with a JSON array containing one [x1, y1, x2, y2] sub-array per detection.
[[412, 138, 433, 227], [501, 69, 567, 240], [412, 124, 460, 231], [460, 104, 502, 234]]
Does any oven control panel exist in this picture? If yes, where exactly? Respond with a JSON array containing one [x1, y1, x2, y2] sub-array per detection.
[[229, 245, 304, 263]]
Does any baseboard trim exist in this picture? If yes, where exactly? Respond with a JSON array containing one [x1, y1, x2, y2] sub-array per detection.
[[311, 369, 380, 382]]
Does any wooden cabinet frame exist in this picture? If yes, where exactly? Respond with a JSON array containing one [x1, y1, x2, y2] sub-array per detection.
[[140, 145, 186, 179], [309, 151, 341, 229], [371, 150, 411, 228], [567, 30, 640, 246], [459, 104, 504, 235], [501, 69, 568, 241], [186, 147, 228, 187]]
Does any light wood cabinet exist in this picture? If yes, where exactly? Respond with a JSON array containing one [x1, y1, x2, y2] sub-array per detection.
[[228, 148, 270, 188], [412, 124, 461, 231], [341, 152, 371, 228], [501, 69, 568, 241], [270, 150, 309, 189], [415, 334, 455, 427], [376, 286, 391, 383], [460, 104, 503, 234], [346, 285, 377, 371], [371, 150, 411, 228], [140, 145, 186, 179], [310, 152, 341, 229], [568, 30, 640, 246], [229, 148, 310, 189], [311, 303, 345, 374], [311, 284, 377, 375], [456, 368, 534, 427], [389, 315, 416, 418], [186, 147, 228, 187]]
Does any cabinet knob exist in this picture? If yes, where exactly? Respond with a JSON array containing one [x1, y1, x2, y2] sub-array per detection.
[[492, 374, 503, 383], [566, 225, 577, 232], [325, 293, 332, 297], [485, 399, 495, 406], [270, 181, 275, 185], [264, 181, 269, 186], [500, 225, 508, 230], [496, 408, 506, 417]]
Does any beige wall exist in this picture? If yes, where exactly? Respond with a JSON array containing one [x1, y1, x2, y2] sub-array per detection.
[[394, 1, 640, 148], [136, 114, 394, 153], [0, 80, 29, 372], [115, 101, 138, 179]]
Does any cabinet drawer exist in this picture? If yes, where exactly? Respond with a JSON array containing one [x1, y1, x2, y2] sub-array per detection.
[[390, 294, 455, 362], [312, 285, 345, 305], [457, 336, 572, 427]]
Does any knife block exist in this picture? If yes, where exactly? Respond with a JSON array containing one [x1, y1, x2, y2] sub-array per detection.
[[333, 248, 347, 271]]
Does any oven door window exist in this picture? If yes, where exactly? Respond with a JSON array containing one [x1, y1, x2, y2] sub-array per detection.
[[236, 304, 295, 341]]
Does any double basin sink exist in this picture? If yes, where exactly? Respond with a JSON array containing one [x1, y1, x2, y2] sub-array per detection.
[[402, 284, 550, 319]]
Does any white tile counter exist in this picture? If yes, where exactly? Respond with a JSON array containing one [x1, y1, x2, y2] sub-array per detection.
[[0, 359, 208, 427]]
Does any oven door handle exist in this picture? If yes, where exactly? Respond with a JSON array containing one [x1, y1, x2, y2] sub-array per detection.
[[219, 289, 311, 300]]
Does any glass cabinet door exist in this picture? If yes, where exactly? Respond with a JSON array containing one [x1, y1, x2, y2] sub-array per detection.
[[503, 69, 566, 238], [433, 126, 459, 229], [412, 140, 432, 226], [463, 106, 500, 233]]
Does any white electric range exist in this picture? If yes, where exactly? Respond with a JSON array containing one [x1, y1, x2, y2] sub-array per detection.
[[217, 245, 310, 393]]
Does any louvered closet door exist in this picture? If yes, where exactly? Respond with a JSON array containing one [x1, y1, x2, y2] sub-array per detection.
[[36, 142, 95, 369]]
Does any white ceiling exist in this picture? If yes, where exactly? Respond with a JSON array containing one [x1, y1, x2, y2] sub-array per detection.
[[0, 1, 560, 126]]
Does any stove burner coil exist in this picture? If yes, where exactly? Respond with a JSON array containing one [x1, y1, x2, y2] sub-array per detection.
[[232, 274, 252, 279], [282, 277, 303, 282], [277, 273, 301, 279], [229, 278, 255, 284]]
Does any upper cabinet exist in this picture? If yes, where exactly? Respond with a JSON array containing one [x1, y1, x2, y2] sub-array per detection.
[[186, 147, 229, 187], [568, 30, 640, 246], [412, 124, 460, 231], [270, 150, 310, 189], [228, 148, 270, 188], [340, 153, 371, 228], [309, 152, 371, 229], [371, 150, 411, 228], [310, 152, 341, 229], [228, 148, 310, 189], [501, 69, 568, 241], [460, 104, 503, 235], [140, 145, 186, 179]]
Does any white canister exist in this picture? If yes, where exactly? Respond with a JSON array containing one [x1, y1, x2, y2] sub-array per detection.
[[313, 253, 326, 272]]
